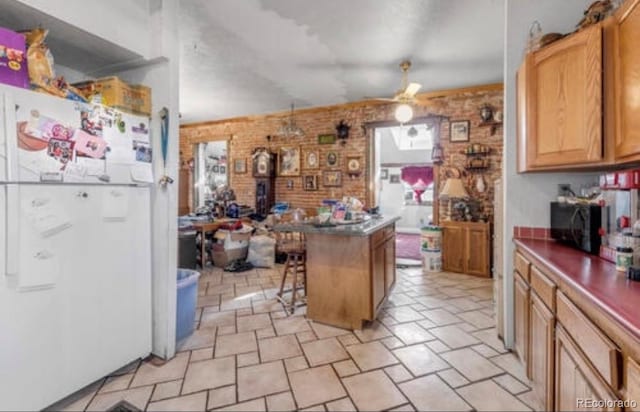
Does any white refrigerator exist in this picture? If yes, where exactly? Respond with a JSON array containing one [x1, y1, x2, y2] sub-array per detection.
[[0, 85, 153, 410]]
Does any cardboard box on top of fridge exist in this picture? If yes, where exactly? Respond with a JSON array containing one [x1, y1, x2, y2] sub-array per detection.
[[73, 76, 152, 116], [0, 27, 29, 89]]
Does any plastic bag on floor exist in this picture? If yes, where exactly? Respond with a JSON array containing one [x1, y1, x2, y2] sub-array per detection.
[[247, 235, 276, 268], [224, 259, 254, 272]]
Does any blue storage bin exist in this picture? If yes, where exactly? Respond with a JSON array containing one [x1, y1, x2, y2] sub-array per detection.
[[176, 268, 201, 343]]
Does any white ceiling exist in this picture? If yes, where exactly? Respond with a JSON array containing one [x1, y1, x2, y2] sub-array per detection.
[[179, 0, 505, 124]]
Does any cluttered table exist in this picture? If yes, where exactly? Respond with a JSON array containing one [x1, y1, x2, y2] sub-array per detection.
[[191, 219, 240, 268]]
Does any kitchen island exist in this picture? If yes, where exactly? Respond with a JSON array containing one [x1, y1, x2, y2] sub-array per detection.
[[275, 215, 399, 330]]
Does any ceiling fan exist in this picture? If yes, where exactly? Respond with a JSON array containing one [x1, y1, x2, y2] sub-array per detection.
[[368, 60, 422, 123], [370, 60, 422, 105]]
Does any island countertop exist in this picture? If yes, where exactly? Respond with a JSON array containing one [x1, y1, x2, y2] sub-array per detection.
[[273, 215, 401, 236]]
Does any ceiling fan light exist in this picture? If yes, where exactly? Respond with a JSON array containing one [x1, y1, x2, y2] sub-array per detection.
[[394, 104, 413, 124]]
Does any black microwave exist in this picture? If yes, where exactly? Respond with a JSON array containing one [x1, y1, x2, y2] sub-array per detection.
[[550, 202, 603, 254]]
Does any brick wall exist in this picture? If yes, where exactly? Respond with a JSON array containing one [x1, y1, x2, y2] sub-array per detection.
[[180, 85, 503, 222]]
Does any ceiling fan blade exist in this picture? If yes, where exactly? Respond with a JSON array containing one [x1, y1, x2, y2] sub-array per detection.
[[404, 82, 422, 97]]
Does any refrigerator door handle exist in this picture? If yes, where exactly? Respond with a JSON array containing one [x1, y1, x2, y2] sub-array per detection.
[[5, 183, 19, 276]]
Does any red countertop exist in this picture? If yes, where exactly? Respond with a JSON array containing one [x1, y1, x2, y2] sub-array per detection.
[[514, 238, 640, 342]]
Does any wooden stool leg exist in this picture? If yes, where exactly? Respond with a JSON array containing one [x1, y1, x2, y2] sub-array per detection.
[[278, 255, 291, 297], [290, 256, 299, 314], [302, 255, 307, 296]]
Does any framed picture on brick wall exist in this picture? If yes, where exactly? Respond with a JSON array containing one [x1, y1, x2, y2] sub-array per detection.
[[323, 170, 342, 187], [450, 120, 470, 142], [278, 146, 301, 176], [234, 158, 247, 174], [303, 175, 318, 191], [304, 150, 319, 169]]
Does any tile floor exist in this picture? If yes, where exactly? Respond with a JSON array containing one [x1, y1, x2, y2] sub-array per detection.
[[52, 266, 539, 412]]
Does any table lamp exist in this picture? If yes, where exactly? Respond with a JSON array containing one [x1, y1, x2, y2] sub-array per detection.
[[440, 178, 469, 220]]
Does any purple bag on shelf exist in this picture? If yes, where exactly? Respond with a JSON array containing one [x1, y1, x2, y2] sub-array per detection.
[[0, 27, 29, 89]]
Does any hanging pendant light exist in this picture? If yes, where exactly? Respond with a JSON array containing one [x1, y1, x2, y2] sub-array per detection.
[[431, 143, 444, 164], [277, 103, 305, 138]]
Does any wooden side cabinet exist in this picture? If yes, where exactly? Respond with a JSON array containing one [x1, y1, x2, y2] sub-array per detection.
[[517, 23, 604, 171], [442, 221, 491, 277]]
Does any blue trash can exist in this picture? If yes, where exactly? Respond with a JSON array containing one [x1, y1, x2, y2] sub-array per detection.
[[176, 268, 201, 343]]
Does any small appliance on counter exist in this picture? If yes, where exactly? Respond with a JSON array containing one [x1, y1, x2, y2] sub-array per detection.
[[550, 201, 603, 255]]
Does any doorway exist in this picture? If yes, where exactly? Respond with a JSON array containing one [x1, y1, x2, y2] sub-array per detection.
[[373, 119, 440, 264]]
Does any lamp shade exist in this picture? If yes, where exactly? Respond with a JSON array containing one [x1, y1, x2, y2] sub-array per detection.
[[439, 178, 468, 199]]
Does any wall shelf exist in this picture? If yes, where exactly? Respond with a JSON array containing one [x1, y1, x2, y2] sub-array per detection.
[[464, 165, 490, 172], [478, 121, 503, 135]]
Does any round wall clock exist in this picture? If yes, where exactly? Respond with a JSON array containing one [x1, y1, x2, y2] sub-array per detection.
[[347, 158, 360, 172]]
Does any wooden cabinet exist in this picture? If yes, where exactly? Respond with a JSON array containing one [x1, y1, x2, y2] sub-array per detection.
[[384, 233, 396, 294], [517, 23, 604, 171], [442, 221, 491, 277], [555, 325, 620, 411], [514, 271, 530, 368], [613, 0, 640, 161], [178, 168, 191, 215], [467, 225, 490, 276], [626, 357, 640, 412], [514, 245, 636, 411], [306, 222, 396, 330], [372, 240, 386, 312], [442, 223, 465, 272], [530, 292, 555, 411]]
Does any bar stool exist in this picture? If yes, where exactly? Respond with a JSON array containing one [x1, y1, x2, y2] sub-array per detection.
[[276, 229, 307, 314], [275, 208, 319, 314]]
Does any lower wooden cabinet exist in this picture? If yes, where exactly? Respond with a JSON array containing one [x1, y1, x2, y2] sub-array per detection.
[[384, 234, 396, 294], [530, 291, 555, 411], [372, 226, 396, 314], [626, 358, 640, 412], [442, 222, 465, 272], [372, 244, 386, 312], [442, 221, 491, 277], [514, 271, 530, 368], [514, 244, 637, 412], [555, 325, 620, 411]]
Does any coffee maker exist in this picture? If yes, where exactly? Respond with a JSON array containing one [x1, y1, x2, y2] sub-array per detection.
[[599, 170, 640, 259]]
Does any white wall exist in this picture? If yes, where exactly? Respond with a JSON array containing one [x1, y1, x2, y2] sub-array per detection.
[[502, 0, 599, 347], [17, 0, 154, 59], [115, 0, 180, 359]]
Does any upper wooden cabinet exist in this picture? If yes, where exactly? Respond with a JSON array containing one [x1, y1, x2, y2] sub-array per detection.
[[517, 24, 604, 172], [614, 0, 640, 161]]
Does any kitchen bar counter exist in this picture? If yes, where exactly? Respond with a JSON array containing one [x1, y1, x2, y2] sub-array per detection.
[[514, 238, 640, 343], [278, 216, 399, 329], [273, 215, 401, 237]]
